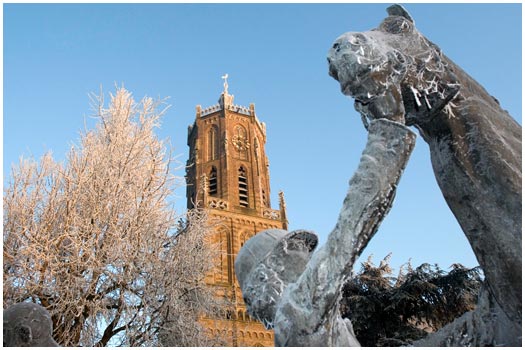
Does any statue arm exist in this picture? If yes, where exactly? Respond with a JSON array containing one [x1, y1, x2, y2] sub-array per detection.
[[324, 118, 416, 276], [275, 118, 416, 344]]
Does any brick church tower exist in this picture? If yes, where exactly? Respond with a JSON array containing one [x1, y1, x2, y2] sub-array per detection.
[[185, 76, 288, 346]]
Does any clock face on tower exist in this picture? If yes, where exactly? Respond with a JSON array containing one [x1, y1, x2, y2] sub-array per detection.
[[232, 134, 250, 151]]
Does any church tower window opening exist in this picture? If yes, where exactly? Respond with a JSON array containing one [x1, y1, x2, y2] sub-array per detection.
[[262, 189, 267, 207], [238, 166, 249, 207], [209, 167, 218, 196]]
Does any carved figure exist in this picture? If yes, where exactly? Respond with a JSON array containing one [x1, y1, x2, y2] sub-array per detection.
[[327, 4, 521, 346], [236, 118, 416, 346], [3, 302, 59, 347]]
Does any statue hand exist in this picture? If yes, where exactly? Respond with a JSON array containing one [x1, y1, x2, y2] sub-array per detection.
[[354, 85, 405, 129]]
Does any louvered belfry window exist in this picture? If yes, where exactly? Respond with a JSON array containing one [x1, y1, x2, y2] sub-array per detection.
[[209, 167, 218, 196], [238, 166, 249, 207]]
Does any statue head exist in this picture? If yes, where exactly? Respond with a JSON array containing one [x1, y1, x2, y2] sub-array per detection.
[[234, 229, 318, 329], [327, 5, 452, 126], [328, 30, 406, 102], [3, 302, 59, 347]]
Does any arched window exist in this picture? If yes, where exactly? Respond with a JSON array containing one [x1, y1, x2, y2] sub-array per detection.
[[215, 229, 228, 282], [208, 125, 219, 160], [238, 166, 249, 207], [209, 167, 217, 196]]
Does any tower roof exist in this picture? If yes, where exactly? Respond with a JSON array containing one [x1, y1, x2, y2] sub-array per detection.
[[197, 75, 255, 118], [189, 75, 267, 140]]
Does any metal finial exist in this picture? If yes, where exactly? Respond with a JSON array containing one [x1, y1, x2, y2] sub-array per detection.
[[221, 73, 229, 94]]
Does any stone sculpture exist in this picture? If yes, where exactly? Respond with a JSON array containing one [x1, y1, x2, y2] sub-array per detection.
[[3, 302, 59, 347], [327, 4, 521, 346], [235, 118, 416, 346]]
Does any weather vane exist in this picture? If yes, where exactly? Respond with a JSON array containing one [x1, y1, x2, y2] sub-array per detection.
[[221, 73, 229, 94]]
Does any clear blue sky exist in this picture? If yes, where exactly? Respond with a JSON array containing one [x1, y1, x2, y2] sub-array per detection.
[[4, 3, 522, 273]]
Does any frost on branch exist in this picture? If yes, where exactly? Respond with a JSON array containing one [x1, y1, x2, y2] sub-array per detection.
[[3, 87, 226, 347]]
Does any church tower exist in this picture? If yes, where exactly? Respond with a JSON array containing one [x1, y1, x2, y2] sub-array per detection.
[[186, 76, 287, 346]]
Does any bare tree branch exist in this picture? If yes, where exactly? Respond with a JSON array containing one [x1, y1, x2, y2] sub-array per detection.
[[4, 87, 225, 346]]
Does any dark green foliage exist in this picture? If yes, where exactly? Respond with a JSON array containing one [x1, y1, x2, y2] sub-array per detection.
[[341, 255, 483, 346]]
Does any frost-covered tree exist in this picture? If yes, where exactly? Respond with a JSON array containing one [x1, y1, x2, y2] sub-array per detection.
[[3, 88, 225, 346], [341, 255, 482, 346]]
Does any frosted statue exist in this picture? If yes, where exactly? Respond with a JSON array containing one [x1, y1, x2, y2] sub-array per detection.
[[237, 4, 520, 347], [3, 302, 59, 347], [327, 4, 521, 346], [235, 118, 416, 346]]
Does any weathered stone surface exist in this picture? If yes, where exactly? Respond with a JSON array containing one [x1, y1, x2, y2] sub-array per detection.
[[3, 302, 59, 347], [236, 119, 416, 346], [327, 4, 521, 346]]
